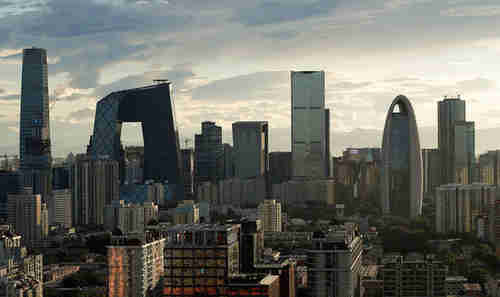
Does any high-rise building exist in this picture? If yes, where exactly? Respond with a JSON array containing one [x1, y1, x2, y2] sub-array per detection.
[[232, 121, 269, 179], [307, 223, 363, 297], [52, 165, 70, 190], [237, 218, 264, 274], [107, 233, 165, 297], [7, 193, 43, 246], [258, 200, 282, 232], [71, 155, 119, 226], [163, 224, 240, 297], [269, 152, 292, 185], [181, 148, 195, 198], [223, 143, 235, 179], [291, 71, 329, 179], [381, 95, 423, 218], [381, 255, 447, 297], [438, 96, 475, 184], [51, 189, 72, 228], [325, 108, 331, 177], [435, 183, 495, 238], [479, 150, 500, 185], [422, 149, 442, 197], [88, 83, 184, 199], [104, 200, 145, 234], [195, 121, 223, 185], [0, 171, 23, 220], [173, 200, 200, 224], [19, 47, 52, 202]]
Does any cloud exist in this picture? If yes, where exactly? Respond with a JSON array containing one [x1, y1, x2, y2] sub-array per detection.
[[0, 88, 4, 93], [66, 107, 95, 121], [456, 78, 496, 93], [441, 5, 500, 17]]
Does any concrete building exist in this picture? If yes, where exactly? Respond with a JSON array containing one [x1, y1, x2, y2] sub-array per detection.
[[237, 218, 264, 274], [226, 274, 281, 297], [143, 202, 159, 225], [435, 184, 495, 239], [173, 200, 200, 224], [181, 148, 195, 198], [307, 223, 363, 297], [50, 189, 72, 228], [438, 96, 475, 184], [381, 255, 447, 297], [479, 150, 500, 185], [107, 233, 165, 297], [71, 155, 119, 226], [272, 179, 335, 205], [422, 148, 442, 197], [232, 121, 269, 179], [223, 143, 235, 179], [0, 172, 23, 220], [197, 177, 267, 208], [258, 200, 282, 232], [381, 95, 423, 218], [195, 121, 223, 185], [291, 71, 329, 179], [19, 48, 52, 203], [163, 224, 240, 297], [446, 276, 467, 296], [269, 152, 291, 186], [104, 200, 145, 234], [7, 194, 44, 246]]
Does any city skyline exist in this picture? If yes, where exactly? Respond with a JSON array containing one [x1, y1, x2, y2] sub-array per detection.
[[1, 1, 500, 157]]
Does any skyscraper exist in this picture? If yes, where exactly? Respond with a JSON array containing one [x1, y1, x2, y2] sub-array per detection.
[[291, 71, 328, 179], [258, 199, 282, 232], [232, 121, 269, 179], [195, 121, 223, 184], [19, 47, 52, 202], [422, 149, 441, 197], [7, 193, 43, 246], [438, 96, 475, 184], [381, 95, 423, 218]]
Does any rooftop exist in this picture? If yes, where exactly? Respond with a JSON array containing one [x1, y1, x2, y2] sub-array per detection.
[[165, 223, 238, 232]]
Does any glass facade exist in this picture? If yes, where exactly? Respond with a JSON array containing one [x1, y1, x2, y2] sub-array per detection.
[[381, 96, 423, 218], [89, 83, 184, 199], [291, 71, 327, 179], [195, 122, 223, 184]]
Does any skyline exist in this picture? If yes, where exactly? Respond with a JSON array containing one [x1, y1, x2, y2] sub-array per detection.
[[1, 0, 500, 156]]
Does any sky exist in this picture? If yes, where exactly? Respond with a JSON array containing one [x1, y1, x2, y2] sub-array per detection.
[[1, 0, 500, 157]]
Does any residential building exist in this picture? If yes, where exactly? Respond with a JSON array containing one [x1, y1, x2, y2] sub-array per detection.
[[107, 233, 165, 297], [479, 150, 500, 185], [291, 71, 329, 179], [381, 95, 423, 218], [71, 155, 119, 226], [381, 255, 447, 297], [307, 223, 363, 297], [272, 179, 335, 205], [258, 200, 282, 232], [232, 121, 269, 179], [163, 224, 240, 297], [104, 200, 145, 234], [19, 48, 52, 203], [51, 189, 72, 228], [226, 274, 280, 297], [446, 276, 467, 296], [173, 200, 199, 225], [7, 194, 43, 246], [195, 121, 223, 185]]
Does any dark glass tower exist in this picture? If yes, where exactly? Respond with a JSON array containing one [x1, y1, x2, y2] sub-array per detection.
[[19, 48, 52, 201], [195, 121, 223, 184], [381, 95, 423, 218], [88, 83, 184, 200]]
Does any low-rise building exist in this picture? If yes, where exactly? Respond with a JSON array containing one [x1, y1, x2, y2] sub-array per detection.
[[446, 276, 467, 296], [173, 200, 199, 224]]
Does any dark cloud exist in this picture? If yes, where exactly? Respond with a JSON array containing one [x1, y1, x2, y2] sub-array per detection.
[[234, 0, 340, 26]]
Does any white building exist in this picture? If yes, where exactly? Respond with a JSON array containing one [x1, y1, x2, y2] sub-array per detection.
[[307, 223, 363, 297], [51, 189, 72, 228], [258, 199, 282, 232], [291, 71, 329, 179], [104, 200, 145, 234]]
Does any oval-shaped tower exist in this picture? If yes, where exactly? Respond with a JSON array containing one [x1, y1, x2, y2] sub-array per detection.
[[381, 95, 423, 218]]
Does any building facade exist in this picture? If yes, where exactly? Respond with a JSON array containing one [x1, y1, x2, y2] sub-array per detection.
[[7, 194, 43, 246], [0, 172, 23, 220], [19, 47, 52, 203], [307, 224, 363, 297], [163, 224, 240, 297], [422, 149, 442, 197], [291, 71, 329, 179], [258, 200, 282, 232], [269, 152, 291, 186], [381, 95, 423, 218], [181, 148, 195, 198], [195, 121, 223, 185], [71, 156, 119, 226], [51, 189, 72, 228], [107, 234, 165, 297], [232, 121, 269, 179], [173, 200, 200, 225]]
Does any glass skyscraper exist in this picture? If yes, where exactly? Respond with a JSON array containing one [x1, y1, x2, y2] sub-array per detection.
[[19, 47, 52, 201], [381, 95, 423, 218], [195, 121, 223, 185], [291, 71, 329, 179]]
